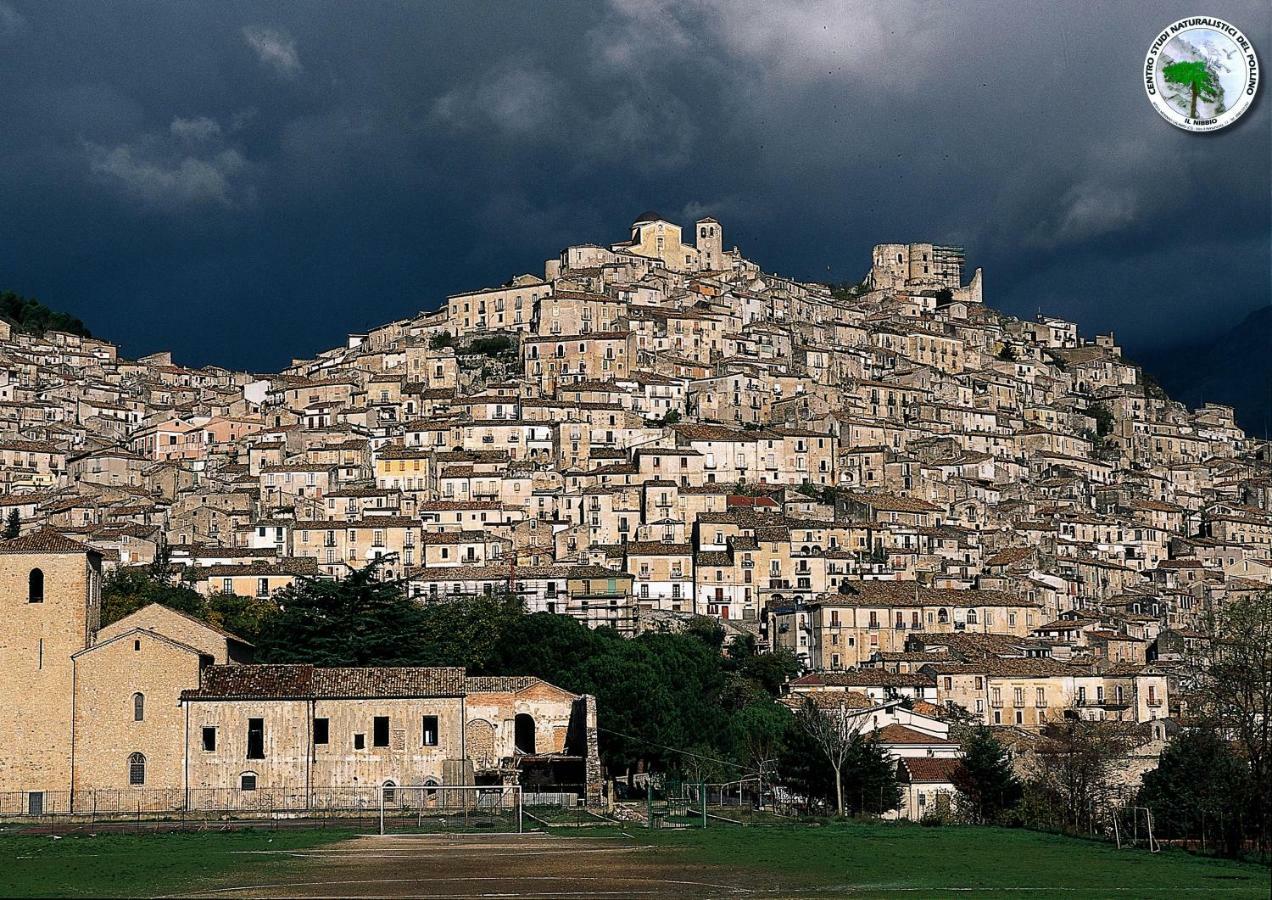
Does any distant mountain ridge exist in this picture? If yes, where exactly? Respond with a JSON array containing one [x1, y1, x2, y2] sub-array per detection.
[[1135, 305, 1272, 436]]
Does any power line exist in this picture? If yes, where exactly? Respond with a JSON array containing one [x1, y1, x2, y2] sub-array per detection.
[[597, 726, 749, 771]]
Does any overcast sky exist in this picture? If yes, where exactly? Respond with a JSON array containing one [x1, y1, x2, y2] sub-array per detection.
[[0, 1, 1267, 372]]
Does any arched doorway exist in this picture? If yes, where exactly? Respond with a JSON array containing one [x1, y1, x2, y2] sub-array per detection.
[[514, 713, 536, 754]]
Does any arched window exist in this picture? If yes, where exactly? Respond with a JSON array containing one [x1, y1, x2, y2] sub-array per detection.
[[133, 693, 145, 722], [966, 610, 978, 625], [28, 568, 43, 603], [240, 771, 257, 791], [382, 779, 397, 805], [128, 752, 146, 786], [937, 608, 949, 624], [514, 713, 536, 755]]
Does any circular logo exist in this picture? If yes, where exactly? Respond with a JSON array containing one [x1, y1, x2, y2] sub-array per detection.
[[1145, 17, 1259, 132]]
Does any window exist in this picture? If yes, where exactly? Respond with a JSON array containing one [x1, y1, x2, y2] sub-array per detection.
[[133, 692, 145, 722], [382, 780, 397, 804], [313, 718, 329, 744], [128, 752, 146, 786], [354, 733, 366, 750], [373, 716, 390, 748], [202, 726, 216, 751], [247, 718, 265, 759], [240, 772, 257, 792], [27, 568, 43, 603], [422, 716, 439, 747]]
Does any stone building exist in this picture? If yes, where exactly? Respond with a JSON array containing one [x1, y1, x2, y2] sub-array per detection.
[[0, 536, 601, 814]]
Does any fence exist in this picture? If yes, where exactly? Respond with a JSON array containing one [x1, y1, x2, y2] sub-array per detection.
[[0, 784, 586, 827], [379, 784, 522, 834]]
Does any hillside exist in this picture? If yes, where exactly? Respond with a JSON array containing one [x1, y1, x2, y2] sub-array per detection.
[[1137, 305, 1272, 436], [0, 290, 91, 339]]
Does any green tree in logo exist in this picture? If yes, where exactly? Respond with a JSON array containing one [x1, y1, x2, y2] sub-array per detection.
[[1163, 60, 1220, 118]]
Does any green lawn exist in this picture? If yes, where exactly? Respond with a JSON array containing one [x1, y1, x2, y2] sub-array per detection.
[[0, 827, 352, 898], [621, 821, 1272, 898], [0, 820, 1267, 898]]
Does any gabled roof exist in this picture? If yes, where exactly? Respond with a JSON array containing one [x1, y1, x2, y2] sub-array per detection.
[[0, 528, 98, 555], [182, 665, 468, 700]]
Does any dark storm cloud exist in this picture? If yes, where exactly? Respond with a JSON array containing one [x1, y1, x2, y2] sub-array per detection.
[[0, 0, 1266, 370]]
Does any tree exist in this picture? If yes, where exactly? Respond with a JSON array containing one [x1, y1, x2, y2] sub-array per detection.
[[1027, 719, 1131, 834], [428, 330, 454, 350], [1163, 60, 1220, 119], [1138, 727, 1251, 857], [725, 633, 798, 696], [101, 566, 206, 626], [2, 509, 19, 539], [952, 726, 1023, 824], [1196, 592, 1272, 853], [0, 290, 91, 337], [841, 734, 901, 817], [1088, 402, 1115, 438], [797, 696, 869, 816], [253, 562, 433, 666]]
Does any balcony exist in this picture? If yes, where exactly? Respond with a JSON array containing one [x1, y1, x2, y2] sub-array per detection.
[[1146, 698, 1163, 707]]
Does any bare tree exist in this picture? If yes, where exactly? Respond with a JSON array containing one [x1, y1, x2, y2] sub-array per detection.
[[1030, 718, 1133, 834], [1197, 592, 1272, 853], [798, 696, 869, 817]]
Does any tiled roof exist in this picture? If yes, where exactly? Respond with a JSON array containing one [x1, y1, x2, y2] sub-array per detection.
[[873, 724, 955, 745], [899, 757, 963, 783], [183, 664, 468, 700], [0, 528, 97, 555]]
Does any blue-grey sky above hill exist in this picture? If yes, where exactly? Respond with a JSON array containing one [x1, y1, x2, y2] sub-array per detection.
[[0, 1, 1267, 372]]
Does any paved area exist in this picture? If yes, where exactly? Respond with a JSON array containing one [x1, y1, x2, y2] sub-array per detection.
[[177, 832, 770, 899]]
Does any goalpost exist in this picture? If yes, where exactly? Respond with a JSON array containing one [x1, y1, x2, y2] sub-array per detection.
[[1112, 805, 1160, 853], [378, 783, 522, 835]]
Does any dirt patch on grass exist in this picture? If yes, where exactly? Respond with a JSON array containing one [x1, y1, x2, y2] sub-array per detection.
[[176, 832, 773, 898]]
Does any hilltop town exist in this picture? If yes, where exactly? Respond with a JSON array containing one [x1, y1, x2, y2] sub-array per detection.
[[0, 212, 1267, 818]]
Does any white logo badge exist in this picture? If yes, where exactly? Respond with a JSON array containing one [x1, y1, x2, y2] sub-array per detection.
[[1145, 17, 1259, 132]]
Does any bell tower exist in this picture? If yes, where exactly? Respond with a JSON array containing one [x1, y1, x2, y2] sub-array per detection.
[[0, 531, 101, 803], [695, 217, 723, 271]]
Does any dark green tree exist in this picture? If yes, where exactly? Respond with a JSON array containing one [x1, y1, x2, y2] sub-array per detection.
[[1088, 402, 1115, 437], [2, 509, 20, 539], [951, 726, 1023, 823], [842, 735, 901, 817], [1138, 727, 1250, 857], [725, 633, 798, 696], [0, 290, 91, 337], [1163, 60, 1220, 118], [100, 567, 205, 626], [253, 562, 432, 666]]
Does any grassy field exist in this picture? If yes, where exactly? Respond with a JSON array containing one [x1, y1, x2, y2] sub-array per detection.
[[0, 826, 352, 898], [0, 820, 1267, 898], [626, 821, 1272, 897]]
